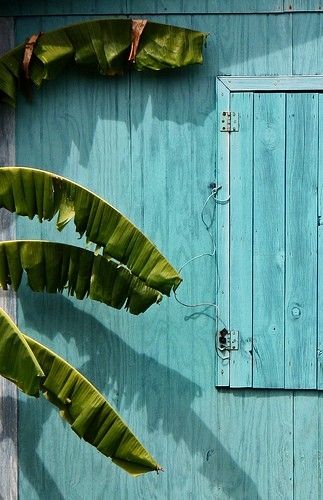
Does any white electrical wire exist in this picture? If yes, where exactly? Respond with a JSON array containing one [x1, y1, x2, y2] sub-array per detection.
[[173, 184, 230, 337]]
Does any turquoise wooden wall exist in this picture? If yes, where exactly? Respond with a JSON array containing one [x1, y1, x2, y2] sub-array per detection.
[[0, 3, 323, 499]]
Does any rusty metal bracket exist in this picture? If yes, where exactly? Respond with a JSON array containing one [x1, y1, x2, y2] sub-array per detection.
[[22, 32, 43, 79], [128, 19, 148, 62]]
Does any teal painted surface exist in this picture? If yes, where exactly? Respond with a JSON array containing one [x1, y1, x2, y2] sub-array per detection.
[[215, 78, 230, 388], [229, 92, 253, 388], [0, 0, 284, 16], [253, 93, 286, 389], [319, 94, 323, 390], [285, 93, 318, 389], [219, 90, 321, 390], [7, 9, 323, 500]]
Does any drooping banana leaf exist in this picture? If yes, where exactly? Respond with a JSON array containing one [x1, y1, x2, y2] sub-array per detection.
[[0, 166, 182, 295], [0, 18, 207, 106], [0, 307, 160, 475], [0, 307, 44, 395], [0, 240, 162, 314]]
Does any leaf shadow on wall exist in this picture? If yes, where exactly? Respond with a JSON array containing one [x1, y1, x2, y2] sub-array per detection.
[[16, 289, 260, 500], [15, 62, 214, 174], [0, 395, 65, 500]]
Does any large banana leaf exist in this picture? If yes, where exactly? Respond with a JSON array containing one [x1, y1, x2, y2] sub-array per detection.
[[0, 18, 206, 106], [0, 240, 161, 314], [0, 307, 160, 475], [0, 307, 44, 396], [0, 166, 182, 295]]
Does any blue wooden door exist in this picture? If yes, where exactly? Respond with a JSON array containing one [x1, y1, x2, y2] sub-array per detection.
[[217, 89, 322, 390]]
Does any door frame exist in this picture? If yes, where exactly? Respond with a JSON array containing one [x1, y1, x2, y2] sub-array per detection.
[[215, 75, 323, 387]]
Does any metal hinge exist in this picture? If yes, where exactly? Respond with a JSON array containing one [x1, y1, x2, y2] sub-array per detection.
[[217, 328, 239, 351], [220, 111, 239, 132]]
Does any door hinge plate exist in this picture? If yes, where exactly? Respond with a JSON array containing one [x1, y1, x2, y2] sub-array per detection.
[[220, 111, 239, 132], [217, 328, 239, 351]]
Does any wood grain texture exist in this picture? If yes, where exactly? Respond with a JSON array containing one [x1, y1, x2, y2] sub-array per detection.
[[293, 393, 320, 499], [292, 13, 323, 75], [286, 0, 323, 11], [219, 76, 323, 91], [0, 17, 18, 500], [218, 14, 292, 76], [11, 7, 323, 500], [214, 389, 293, 499], [319, 94, 323, 389], [252, 93, 286, 388], [229, 92, 253, 387], [0, 0, 284, 15], [285, 93, 318, 389], [216, 79, 230, 387]]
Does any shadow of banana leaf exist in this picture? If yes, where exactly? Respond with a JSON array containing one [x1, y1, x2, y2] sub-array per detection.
[[17, 288, 259, 499], [0, 395, 65, 500]]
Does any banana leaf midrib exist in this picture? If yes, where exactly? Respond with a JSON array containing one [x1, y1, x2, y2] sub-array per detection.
[[0, 166, 182, 295]]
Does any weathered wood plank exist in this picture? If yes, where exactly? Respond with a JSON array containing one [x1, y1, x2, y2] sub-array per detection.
[[0, 16, 18, 500], [253, 93, 286, 388], [286, 0, 323, 11], [0, 0, 284, 15], [219, 76, 323, 91], [216, 79, 230, 386], [15, 15, 141, 500], [285, 93, 318, 389], [318, 94, 323, 389], [218, 14, 292, 76], [292, 13, 323, 75], [293, 393, 320, 499], [229, 92, 253, 387], [215, 389, 293, 499]]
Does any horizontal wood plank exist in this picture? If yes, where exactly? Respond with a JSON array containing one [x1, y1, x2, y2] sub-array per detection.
[[0, 0, 284, 15], [219, 76, 323, 92]]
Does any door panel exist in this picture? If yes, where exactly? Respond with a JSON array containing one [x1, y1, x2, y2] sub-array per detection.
[[218, 90, 321, 389]]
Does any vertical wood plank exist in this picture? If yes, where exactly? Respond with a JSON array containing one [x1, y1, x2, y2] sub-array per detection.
[[318, 94, 323, 388], [215, 389, 293, 499], [286, 0, 323, 11], [218, 14, 292, 76], [216, 80, 230, 386], [285, 93, 318, 389], [292, 13, 323, 75], [293, 393, 320, 500], [229, 92, 253, 387], [253, 93, 286, 388], [0, 16, 18, 500]]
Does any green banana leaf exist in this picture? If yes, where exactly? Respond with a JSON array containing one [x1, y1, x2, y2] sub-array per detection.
[[0, 307, 160, 475], [0, 240, 162, 314], [0, 166, 182, 295], [0, 18, 206, 106]]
